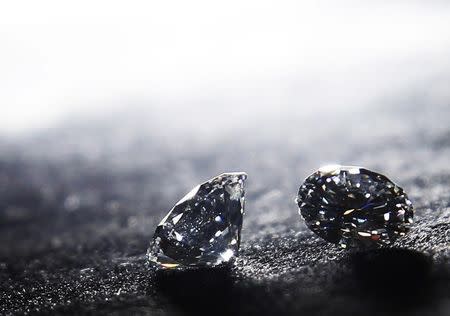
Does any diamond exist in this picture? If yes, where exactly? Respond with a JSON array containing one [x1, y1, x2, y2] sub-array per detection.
[[148, 172, 247, 269], [296, 165, 413, 247]]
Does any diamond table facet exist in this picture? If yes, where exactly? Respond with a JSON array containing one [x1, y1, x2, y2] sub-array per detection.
[[296, 165, 413, 248], [148, 172, 247, 269]]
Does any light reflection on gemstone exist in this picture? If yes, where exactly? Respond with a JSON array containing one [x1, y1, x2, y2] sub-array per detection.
[[296, 165, 413, 247], [219, 249, 234, 262], [148, 172, 247, 269]]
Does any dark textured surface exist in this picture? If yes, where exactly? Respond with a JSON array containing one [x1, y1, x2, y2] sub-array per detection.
[[0, 90, 449, 315]]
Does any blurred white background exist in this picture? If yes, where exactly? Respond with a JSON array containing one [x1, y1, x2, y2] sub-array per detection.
[[1, 0, 450, 135]]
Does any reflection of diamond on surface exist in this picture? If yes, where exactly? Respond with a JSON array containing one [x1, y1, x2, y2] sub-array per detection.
[[297, 165, 413, 248], [148, 172, 247, 269]]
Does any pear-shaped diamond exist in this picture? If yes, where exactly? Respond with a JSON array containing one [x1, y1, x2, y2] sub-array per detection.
[[148, 172, 247, 269], [296, 165, 413, 248]]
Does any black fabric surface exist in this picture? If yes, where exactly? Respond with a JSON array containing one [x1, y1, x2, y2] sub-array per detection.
[[0, 94, 449, 315]]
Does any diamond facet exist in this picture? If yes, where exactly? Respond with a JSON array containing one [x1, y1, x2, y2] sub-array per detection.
[[296, 165, 413, 248], [148, 172, 247, 269]]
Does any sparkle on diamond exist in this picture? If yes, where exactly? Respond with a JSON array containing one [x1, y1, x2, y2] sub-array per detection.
[[148, 172, 247, 269], [296, 165, 413, 248]]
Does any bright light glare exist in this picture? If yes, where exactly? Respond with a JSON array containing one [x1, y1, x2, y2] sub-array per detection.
[[0, 0, 449, 132]]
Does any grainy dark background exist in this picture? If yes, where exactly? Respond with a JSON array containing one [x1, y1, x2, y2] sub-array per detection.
[[0, 86, 449, 315]]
